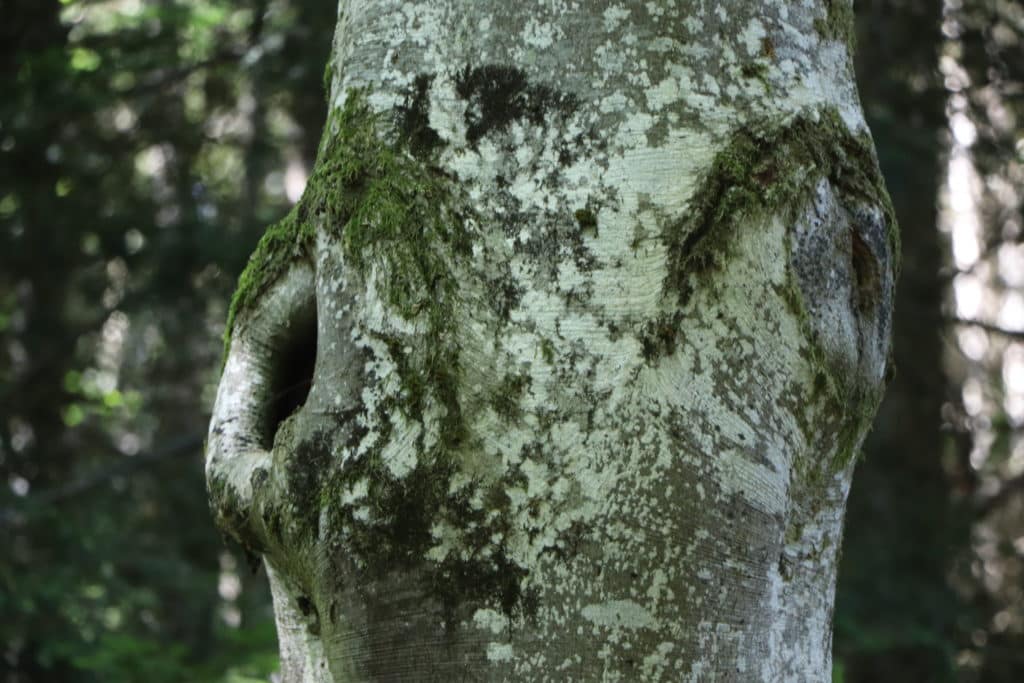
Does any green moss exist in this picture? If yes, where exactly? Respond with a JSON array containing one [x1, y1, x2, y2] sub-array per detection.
[[322, 60, 334, 102], [664, 106, 897, 304], [279, 416, 330, 536], [815, 0, 857, 51], [490, 371, 531, 421], [780, 278, 885, 471], [540, 338, 556, 364], [223, 90, 471, 361], [223, 207, 314, 357], [241, 90, 535, 617], [777, 267, 884, 472], [295, 88, 472, 474], [664, 107, 896, 470], [300, 91, 471, 331]]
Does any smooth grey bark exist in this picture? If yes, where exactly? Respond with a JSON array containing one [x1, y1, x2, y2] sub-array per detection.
[[207, 1, 896, 680]]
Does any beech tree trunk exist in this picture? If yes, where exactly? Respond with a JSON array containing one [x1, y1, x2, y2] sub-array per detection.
[[207, 1, 896, 680]]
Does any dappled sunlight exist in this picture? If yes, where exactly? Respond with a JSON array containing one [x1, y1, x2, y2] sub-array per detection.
[[941, 0, 1024, 677], [1, 0, 335, 678]]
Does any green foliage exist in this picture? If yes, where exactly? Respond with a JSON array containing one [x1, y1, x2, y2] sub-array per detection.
[[947, 2, 1024, 676], [197, 620, 281, 683], [72, 635, 189, 683], [0, 0, 333, 680]]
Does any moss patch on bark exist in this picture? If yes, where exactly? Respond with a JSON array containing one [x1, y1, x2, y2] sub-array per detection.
[[223, 90, 471, 357], [223, 207, 313, 357], [224, 87, 540, 617], [663, 107, 895, 304], [814, 0, 857, 51], [663, 107, 896, 469], [306, 89, 472, 324]]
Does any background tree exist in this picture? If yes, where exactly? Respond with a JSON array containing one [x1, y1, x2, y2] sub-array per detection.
[[207, 1, 895, 679], [1, 1, 332, 680], [940, 0, 1024, 678], [834, 1, 972, 680]]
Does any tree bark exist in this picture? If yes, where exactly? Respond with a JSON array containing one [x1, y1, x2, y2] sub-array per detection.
[[207, 1, 896, 680]]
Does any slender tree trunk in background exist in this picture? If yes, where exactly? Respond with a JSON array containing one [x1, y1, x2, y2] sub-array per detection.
[[836, 2, 963, 679], [207, 1, 896, 679]]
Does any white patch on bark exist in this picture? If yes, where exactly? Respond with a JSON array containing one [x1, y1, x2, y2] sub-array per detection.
[[472, 607, 508, 635], [741, 17, 767, 56], [486, 642, 515, 662], [582, 600, 658, 631]]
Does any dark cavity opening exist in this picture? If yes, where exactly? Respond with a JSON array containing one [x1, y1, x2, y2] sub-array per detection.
[[264, 305, 317, 448], [850, 227, 880, 315]]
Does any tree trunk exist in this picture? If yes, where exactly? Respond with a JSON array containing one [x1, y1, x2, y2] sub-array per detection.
[[207, 1, 896, 680]]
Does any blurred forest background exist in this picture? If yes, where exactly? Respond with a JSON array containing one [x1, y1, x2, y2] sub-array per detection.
[[1, 0, 1022, 681]]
